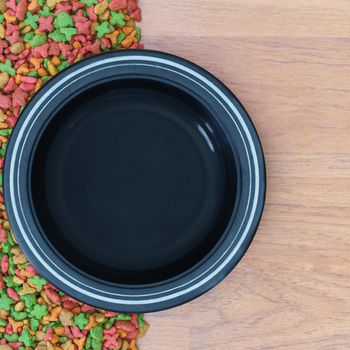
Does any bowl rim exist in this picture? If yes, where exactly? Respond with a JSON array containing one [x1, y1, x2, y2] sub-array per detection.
[[4, 49, 266, 312]]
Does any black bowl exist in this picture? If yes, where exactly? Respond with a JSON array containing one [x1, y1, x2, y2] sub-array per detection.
[[4, 50, 265, 312]]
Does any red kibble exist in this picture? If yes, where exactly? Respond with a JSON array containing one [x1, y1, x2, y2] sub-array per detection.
[[46, 289, 61, 304], [0, 94, 11, 110], [116, 321, 136, 332], [109, 0, 127, 11], [0, 227, 7, 242], [7, 287, 20, 301], [12, 87, 28, 107], [15, 0, 28, 20], [3, 78, 17, 93]]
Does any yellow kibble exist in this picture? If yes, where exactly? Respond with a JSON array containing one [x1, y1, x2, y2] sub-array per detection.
[[0, 109, 6, 122], [3, 220, 10, 229], [14, 301, 25, 312], [18, 22, 25, 29], [4, 11, 16, 23], [17, 64, 30, 75], [13, 275, 25, 284], [47, 61, 58, 76], [0, 0, 6, 13], [46, 0, 56, 9], [0, 72, 9, 89], [98, 9, 110, 21], [28, 0, 38, 11], [47, 341, 55, 350], [35, 331, 45, 341], [21, 26, 32, 34], [0, 24, 5, 39], [0, 309, 9, 317], [94, 313, 105, 323], [35, 79, 43, 92], [10, 42, 25, 54], [94, 0, 108, 15]]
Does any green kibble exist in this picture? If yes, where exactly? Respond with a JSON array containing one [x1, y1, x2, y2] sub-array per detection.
[[12, 311, 28, 321], [73, 313, 89, 330], [59, 336, 68, 343], [27, 71, 39, 77], [19, 329, 35, 347], [24, 12, 39, 29], [110, 11, 125, 26], [1, 241, 12, 254], [0, 14, 4, 23], [48, 29, 67, 42], [53, 12, 74, 29], [91, 338, 102, 350], [135, 27, 141, 42], [117, 32, 126, 45], [115, 313, 132, 321], [86, 333, 92, 349], [41, 76, 50, 82], [30, 318, 40, 331], [21, 293, 37, 308], [8, 256, 15, 275], [30, 304, 48, 319], [28, 33, 47, 48], [29, 275, 47, 290], [104, 317, 115, 329], [23, 31, 35, 43], [7, 230, 15, 246], [0, 318, 7, 326], [5, 333, 19, 342], [0, 60, 15, 76]]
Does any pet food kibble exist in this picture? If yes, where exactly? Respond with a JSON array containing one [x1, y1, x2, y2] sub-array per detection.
[[0, 0, 147, 349]]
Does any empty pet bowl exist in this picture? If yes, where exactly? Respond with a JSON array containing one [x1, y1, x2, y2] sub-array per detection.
[[4, 50, 265, 312]]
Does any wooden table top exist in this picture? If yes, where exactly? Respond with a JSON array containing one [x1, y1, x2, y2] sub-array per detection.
[[139, 1, 350, 349]]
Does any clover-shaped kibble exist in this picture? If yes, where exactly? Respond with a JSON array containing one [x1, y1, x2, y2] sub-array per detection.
[[74, 312, 89, 330], [53, 12, 73, 28], [30, 304, 48, 319], [0, 292, 15, 310], [110, 11, 125, 26], [95, 21, 111, 38], [19, 328, 35, 347], [24, 12, 39, 29], [29, 275, 47, 290]]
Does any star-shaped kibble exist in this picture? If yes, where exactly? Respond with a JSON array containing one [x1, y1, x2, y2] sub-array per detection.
[[95, 21, 111, 38], [110, 10, 125, 26], [23, 12, 39, 29]]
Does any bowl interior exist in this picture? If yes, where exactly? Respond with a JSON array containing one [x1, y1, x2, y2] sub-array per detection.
[[30, 78, 237, 285]]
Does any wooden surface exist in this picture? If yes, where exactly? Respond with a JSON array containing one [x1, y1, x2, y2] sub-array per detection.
[[138, 1, 350, 349]]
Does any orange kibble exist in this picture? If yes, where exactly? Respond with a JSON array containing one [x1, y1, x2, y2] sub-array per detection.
[[71, 306, 81, 314], [51, 56, 61, 66], [38, 67, 48, 77], [129, 339, 138, 350], [122, 26, 133, 35], [0, 122, 8, 129], [121, 36, 133, 49], [54, 347, 63, 350], [2, 211, 7, 220], [0, 135, 8, 143], [73, 337, 86, 350], [21, 26, 32, 34], [38, 297, 45, 305], [51, 334, 60, 344], [73, 53, 84, 63], [72, 41, 82, 49], [29, 57, 43, 69], [28, 0, 39, 11], [9, 318, 24, 333], [84, 315, 98, 330], [4, 11, 16, 23], [105, 30, 119, 45], [118, 330, 128, 338], [54, 326, 65, 336], [14, 74, 22, 85], [17, 64, 29, 75]]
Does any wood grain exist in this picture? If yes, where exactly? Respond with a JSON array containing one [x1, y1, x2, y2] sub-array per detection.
[[138, 1, 350, 349]]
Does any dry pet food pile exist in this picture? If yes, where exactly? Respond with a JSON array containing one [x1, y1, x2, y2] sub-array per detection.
[[0, 0, 148, 349]]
